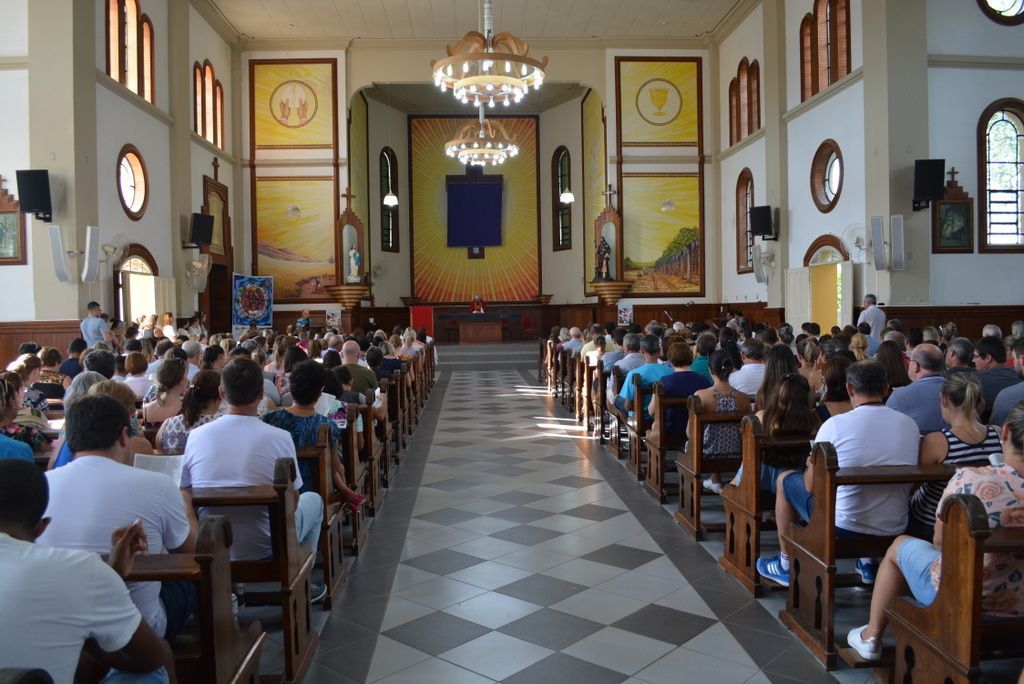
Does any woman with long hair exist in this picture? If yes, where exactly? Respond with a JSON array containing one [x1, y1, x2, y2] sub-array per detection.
[[817, 356, 853, 420], [142, 355, 188, 424], [693, 350, 752, 494], [155, 370, 223, 453], [907, 373, 1002, 539], [850, 333, 870, 361], [876, 340, 911, 390], [756, 345, 798, 409], [200, 345, 226, 371], [796, 336, 821, 388]]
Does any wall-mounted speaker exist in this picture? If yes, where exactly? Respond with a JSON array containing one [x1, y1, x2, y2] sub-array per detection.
[[189, 212, 214, 246], [913, 159, 945, 210], [81, 226, 101, 283], [890, 214, 906, 271], [15, 169, 52, 222], [870, 216, 888, 271], [749, 205, 774, 239], [47, 225, 71, 283]]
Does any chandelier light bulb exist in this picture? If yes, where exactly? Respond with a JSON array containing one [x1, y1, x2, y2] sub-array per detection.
[[488, 98, 495, 108], [503, 95, 510, 106]]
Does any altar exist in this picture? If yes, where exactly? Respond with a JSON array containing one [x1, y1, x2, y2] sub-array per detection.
[[457, 316, 503, 344]]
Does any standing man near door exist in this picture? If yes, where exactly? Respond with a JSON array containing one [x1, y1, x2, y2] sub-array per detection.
[[80, 301, 112, 348], [857, 294, 886, 341]]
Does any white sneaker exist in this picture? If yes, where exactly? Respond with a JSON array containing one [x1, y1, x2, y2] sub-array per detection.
[[846, 625, 881, 661], [702, 478, 722, 495]]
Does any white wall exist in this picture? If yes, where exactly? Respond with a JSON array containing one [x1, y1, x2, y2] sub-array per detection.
[[718, 3, 765, 151], [785, 80, 866, 269], [0, 0, 27, 57], [539, 95, 584, 304], [785, 0, 864, 111], [927, 0, 1024, 58], [720, 138, 769, 303], [0, 67, 34, 321], [366, 98, 410, 308], [94, 87, 174, 312]]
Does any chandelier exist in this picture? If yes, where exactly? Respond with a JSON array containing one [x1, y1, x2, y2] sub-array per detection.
[[445, 107, 519, 166], [431, 0, 548, 108]]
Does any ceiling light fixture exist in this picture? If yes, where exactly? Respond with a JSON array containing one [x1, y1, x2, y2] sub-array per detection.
[[445, 106, 519, 167], [431, 0, 547, 108]]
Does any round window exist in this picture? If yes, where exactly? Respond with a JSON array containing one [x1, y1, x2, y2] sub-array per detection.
[[810, 139, 843, 213], [117, 144, 148, 220], [977, 0, 1024, 25]]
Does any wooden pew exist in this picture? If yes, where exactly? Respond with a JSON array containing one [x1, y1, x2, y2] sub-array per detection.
[[189, 458, 319, 684], [779, 442, 954, 669], [294, 423, 349, 611], [606, 365, 629, 460], [575, 355, 587, 424], [339, 403, 369, 555], [624, 372, 652, 481], [376, 379, 394, 491], [546, 340, 559, 396], [644, 382, 688, 504], [882, 494, 1024, 683], [359, 396, 383, 517], [674, 395, 749, 540], [537, 338, 547, 386], [386, 370, 403, 467], [126, 516, 266, 684], [398, 362, 412, 448], [719, 416, 812, 596], [592, 359, 607, 444]]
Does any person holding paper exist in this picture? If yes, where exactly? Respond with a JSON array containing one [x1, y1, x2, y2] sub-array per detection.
[[37, 395, 197, 641]]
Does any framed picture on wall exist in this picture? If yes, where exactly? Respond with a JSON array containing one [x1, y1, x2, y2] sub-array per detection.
[[0, 178, 27, 266], [932, 198, 974, 253]]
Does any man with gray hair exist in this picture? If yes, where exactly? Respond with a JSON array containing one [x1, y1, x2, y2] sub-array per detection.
[[857, 294, 886, 341], [945, 337, 975, 376], [323, 334, 343, 359], [562, 327, 584, 357], [729, 338, 767, 395], [886, 343, 948, 433], [982, 323, 1003, 339], [342, 340, 378, 395], [606, 333, 645, 404], [991, 337, 1024, 426], [182, 340, 202, 381]]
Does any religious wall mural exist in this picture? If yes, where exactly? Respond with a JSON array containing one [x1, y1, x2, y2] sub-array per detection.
[[616, 57, 701, 148], [252, 60, 336, 150], [582, 89, 607, 296], [409, 116, 539, 303], [348, 92, 369, 227]]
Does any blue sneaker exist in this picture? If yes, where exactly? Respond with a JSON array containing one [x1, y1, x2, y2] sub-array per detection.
[[856, 559, 877, 585], [756, 554, 790, 587]]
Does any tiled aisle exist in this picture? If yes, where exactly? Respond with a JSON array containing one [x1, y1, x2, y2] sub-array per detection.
[[304, 369, 843, 684]]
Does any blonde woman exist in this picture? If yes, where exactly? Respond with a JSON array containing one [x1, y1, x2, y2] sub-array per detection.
[[796, 337, 821, 390], [850, 333, 870, 361], [397, 328, 419, 358]]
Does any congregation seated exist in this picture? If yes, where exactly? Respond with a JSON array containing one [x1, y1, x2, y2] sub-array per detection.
[[756, 360, 920, 587], [0, 372, 51, 453], [0, 378, 32, 463], [561, 327, 584, 357], [180, 358, 325, 599], [83, 349, 117, 381], [88, 382, 153, 457], [796, 337, 821, 390], [141, 358, 188, 425], [614, 335, 671, 418], [58, 339, 87, 388], [907, 373, 1002, 540], [691, 332, 716, 383], [154, 370, 223, 453], [341, 341, 377, 394], [885, 343, 948, 433], [875, 340, 911, 390], [992, 338, 1024, 426], [974, 336, 1022, 414], [374, 340, 404, 376], [144, 340, 175, 380], [696, 350, 752, 494], [39, 395, 196, 641], [37, 347, 63, 387], [0, 459, 171, 683], [365, 347, 389, 382], [261, 360, 364, 513], [755, 344, 798, 409], [846, 400, 1024, 661], [49, 372, 106, 469], [198, 344, 225, 372], [646, 342, 710, 443], [600, 328, 628, 369]]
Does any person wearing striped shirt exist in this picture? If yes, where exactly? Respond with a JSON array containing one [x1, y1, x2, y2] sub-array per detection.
[[907, 373, 1001, 540]]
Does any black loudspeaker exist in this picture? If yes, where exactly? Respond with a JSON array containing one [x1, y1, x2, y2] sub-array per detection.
[[189, 213, 214, 246], [913, 159, 945, 210], [749, 205, 774, 238], [15, 170, 52, 222]]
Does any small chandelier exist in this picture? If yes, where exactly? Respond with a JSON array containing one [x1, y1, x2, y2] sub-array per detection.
[[431, 0, 548, 108], [446, 107, 519, 166]]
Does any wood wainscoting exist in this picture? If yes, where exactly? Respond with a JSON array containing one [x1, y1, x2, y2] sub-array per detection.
[[0, 320, 82, 365], [869, 306, 1023, 341]]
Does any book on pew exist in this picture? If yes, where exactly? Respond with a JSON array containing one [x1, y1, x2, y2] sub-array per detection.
[[134, 453, 184, 486]]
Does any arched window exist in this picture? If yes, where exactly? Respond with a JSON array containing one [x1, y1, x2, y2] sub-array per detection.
[[728, 58, 761, 146], [736, 169, 755, 273], [799, 0, 850, 102], [379, 147, 399, 252], [193, 61, 225, 150], [977, 0, 1024, 25], [978, 99, 1024, 251], [552, 146, 572, 251], [106, 0, 154, 104], [112, 244, 159, 322]]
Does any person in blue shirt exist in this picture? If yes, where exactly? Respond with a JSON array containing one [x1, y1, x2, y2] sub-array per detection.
[[651, 341, 712, 437], [615, 335, 674, 422], [690, 332, 717, 384], [0, 378, 32, 462], [80, 301, 111, 348]]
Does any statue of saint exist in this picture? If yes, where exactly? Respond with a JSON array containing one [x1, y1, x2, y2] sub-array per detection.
[[595, 237, 612, 281], [347, 245, 362, 283]]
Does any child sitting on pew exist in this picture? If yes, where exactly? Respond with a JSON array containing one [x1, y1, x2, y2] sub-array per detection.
[[847, 400, 1024, 661]]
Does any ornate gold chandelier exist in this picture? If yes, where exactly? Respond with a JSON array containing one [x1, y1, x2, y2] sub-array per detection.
[[431, 0, 548, 108], [445, 107, 520, 166]]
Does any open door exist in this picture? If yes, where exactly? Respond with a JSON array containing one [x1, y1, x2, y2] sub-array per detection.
[[785, 267, 811, 327], [838, 260, 854, 327]]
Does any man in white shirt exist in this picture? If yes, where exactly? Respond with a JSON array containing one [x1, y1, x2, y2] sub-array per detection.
[[728, 338, 767, 395], [0, 459, 170, 683], [181, 358, 326, 601], [856, 294, 886, 341], [181, 340, 202, 381], [756, 360, 919, 587], [39, 395, 196, 641]]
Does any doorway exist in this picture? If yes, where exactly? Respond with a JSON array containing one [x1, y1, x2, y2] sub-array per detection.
[[202, 264, 232, 334]]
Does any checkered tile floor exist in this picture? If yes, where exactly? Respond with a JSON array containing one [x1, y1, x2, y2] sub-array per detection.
[[302, 369, 854, 683]]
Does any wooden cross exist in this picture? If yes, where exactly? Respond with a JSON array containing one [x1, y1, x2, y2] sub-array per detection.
[[600, 184, 617, 208], [341, 186, 355, 211], [211, 157, 220, 182], [947, 166, 958, 184]]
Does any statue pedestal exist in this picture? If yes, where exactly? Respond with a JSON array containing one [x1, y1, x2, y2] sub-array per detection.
[[535, 294, 553, 305], [590, 280, 632, 307], [326, 284, 371, 332]]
